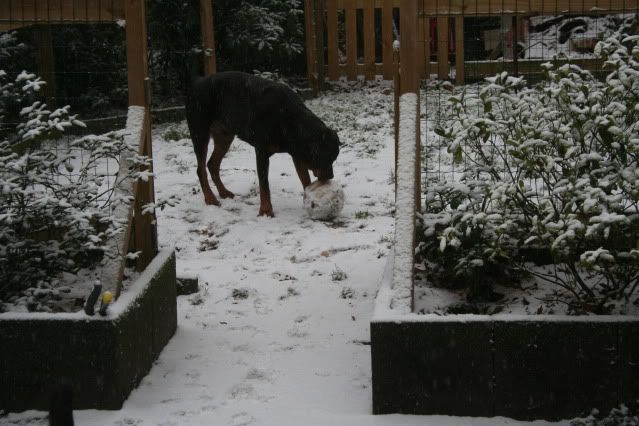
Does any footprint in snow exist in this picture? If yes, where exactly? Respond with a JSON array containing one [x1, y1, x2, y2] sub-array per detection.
[[245, 367, 274, 383], [231, 412, 254, 426]]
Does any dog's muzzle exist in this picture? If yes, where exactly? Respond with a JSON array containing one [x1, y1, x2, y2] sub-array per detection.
[[313, 167, 334, 182]]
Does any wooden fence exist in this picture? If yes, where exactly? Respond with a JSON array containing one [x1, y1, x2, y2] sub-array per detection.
[[0, 0, 166, 293], [304, 0, 639, 87]]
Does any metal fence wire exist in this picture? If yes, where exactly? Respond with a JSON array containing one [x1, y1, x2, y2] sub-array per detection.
[[420, 4, 639, 189]]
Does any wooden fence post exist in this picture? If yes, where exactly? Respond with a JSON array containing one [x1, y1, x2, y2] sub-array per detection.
[[455, 16, 464, 84], [393, 42, 400, 178], [436, 16, 449, 80], [200, 0, 217, 75], [382, 0, 394, 80], [364, 0, 375, 80], [399, 0, 420, 311], [33, 25, 57, 107], [304, 0, 319, 91], [314, 0, 326, 90], [345, 0, 357, 80], [326, 0, 339, 80], [125, 0, 157, 272]]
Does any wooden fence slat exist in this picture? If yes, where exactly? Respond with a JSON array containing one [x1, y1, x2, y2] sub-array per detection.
[[125, 0, 148, 107], [399, 0, 417, 94], [455, 15, 464, 84], [0, 2, 10, 21], [417, 0, 637, 14], [424, 17, 431, 78], [200, 0, 216, 75], [327, 0, 339, 80], [88, 0, 100, 20], [61, 0, 73, 21], [47, 0, 61, 20], [0, 0, 126, 25], [381, 0, 393, 79], [304, 0, 318, 90], [437, 16, 449, 80], [345, 0, 357, 80], [337, 0, 401, 7], [364, 0, 375, 80], [324, 62, 387, 77], [74, 0, 88, 20], [314, 0, 326, 88]]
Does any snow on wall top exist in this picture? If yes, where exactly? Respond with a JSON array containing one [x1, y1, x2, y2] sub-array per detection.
[[0, 249, 173, 322]]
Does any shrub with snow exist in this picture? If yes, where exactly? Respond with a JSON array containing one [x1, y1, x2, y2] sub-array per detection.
[[418, 33, 639, 313], [0, 70, 148, 312]]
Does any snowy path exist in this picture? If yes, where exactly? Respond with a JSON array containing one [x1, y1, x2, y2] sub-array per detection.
[[1, 87, 563, 426]]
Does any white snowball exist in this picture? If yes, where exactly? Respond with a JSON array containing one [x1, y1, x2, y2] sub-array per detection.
[[303, 180, 345, 220]]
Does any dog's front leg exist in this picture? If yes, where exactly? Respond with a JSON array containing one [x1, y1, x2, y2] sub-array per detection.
[[292, 157, 311, 189], [256, 148, 274, 217]]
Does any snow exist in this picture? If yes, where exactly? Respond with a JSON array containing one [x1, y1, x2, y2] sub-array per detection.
[[0, 87, 566, 426], [100, 105, 146, 294], [0, 249, 172, 322], [390, 93, 419, 315]]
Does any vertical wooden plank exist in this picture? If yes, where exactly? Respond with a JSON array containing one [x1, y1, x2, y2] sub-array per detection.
[[86, 0, 98, 20], [23, 0, 36, 20], [32, 25, 57, 106], [382, 0, 393, 79], [393, 45, 400, 176], [111, 0, 126, 21], [364, 0, 375, 79], [0, 1, 11, 22], [125, 0, 148, 106], [74, 0, 87, 21], [424, 17, 431, 78], [304, 0, 318, 90], [314, 0, 326, 89], [61, 0, 73, 22], [346, 0, 357, 80], [327, 0, 339, 80], [436, 16, 449, 80], [125, 0, 155, 271], [36, 0, 48, 21], [101, 0, 113, 21], [512, 15, 518, 77], [48, 0, 62, 20], [200, 0, 217, 75], [399, 0, 420, 309], [455, 16, 464, 84]]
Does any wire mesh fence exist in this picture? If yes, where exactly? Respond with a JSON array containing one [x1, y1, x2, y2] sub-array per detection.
[[420, 7, 639, 189]]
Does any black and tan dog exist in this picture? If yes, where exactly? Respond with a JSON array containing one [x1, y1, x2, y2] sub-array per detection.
[[185, 71, 340, 217]]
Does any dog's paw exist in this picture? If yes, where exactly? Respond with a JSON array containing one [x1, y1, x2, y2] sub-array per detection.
[[219, 189, 235, 199], [204, 193, 221, 206], [258, 207, 274, 217]]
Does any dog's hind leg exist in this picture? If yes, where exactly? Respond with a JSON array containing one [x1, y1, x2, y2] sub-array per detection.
[[208, 129, 235, 199], [256, 148, 274, 217], [192, 130, 220, 206]]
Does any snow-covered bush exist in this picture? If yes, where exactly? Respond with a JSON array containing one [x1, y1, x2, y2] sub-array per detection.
[[419, 33, 639, 312], [0, 70, 148, 310], [216, 0, 305, 72]]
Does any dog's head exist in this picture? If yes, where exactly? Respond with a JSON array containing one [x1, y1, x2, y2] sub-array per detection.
[[310, 126, 340, 182]]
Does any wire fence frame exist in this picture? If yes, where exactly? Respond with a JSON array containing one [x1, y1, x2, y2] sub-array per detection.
[[0, 0, 165, 294]]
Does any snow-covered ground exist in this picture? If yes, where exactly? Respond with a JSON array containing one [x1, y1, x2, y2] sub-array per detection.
[[1, 85, 566, 426]]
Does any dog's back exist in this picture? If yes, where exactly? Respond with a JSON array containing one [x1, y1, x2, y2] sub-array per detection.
[[186, 72, 310, 144]]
